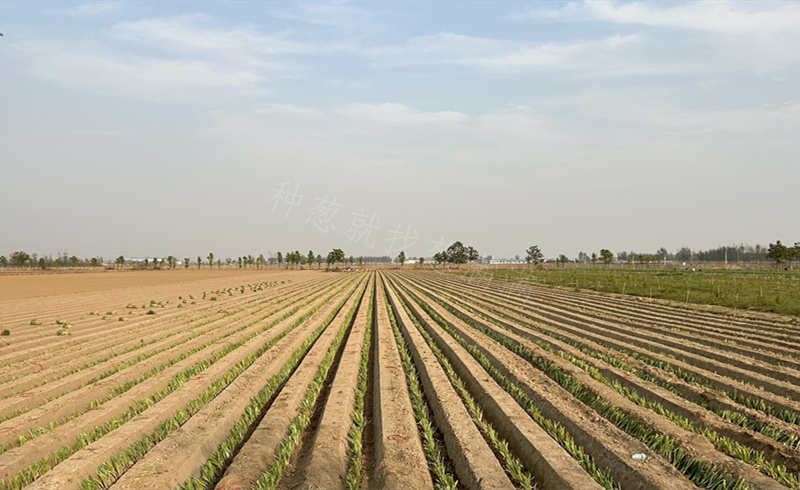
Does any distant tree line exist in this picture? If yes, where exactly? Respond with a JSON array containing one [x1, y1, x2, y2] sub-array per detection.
[[0, 251, 105, 269], [6, 240, 798, 271], [537, 241, 800, 266]]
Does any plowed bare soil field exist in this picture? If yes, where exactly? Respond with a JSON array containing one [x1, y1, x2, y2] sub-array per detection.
[[2, 269, 800, 489]]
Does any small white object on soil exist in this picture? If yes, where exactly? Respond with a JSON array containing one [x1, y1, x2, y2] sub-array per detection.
[[632, 453, 648, 461]]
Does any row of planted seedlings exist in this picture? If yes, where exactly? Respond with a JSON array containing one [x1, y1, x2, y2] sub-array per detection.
[[3, 276, 250, 349], [2, 277, 345, 487], [177, 275, 368, 489], [0, 277, 299, 395], [1, 289, 275, 425], [252, 278, 370, 489], [462, 301, 800, 487], [435, 272, 800, 455], [0, 277, 338, 456], [434, 274, 800, 384], [384, 275, 523, 489], [76, 275, 361, 490], [0, 276, 340, 468], [0, 276, 353, 490], [394, 273, 772, 489], [343, 275, 375, 488], [410, 272, 800, 488], [380, 276, 458, 489], [384, 274, 597, 490], [396, 275, 718, 488], [448, 271, 800, 352], [478, 270, 800, 337], [416, 272, 800, 436], [470, 282, 800, 456], [501, 277, 800, 356], [388, 275, 626, 488], [452, 284, 800, 459]]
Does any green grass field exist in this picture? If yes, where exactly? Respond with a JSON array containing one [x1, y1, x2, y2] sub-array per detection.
[[456, 267, 800, 318]]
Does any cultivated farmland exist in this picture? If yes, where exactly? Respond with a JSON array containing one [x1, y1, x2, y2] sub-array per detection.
[[1, 269, 800, 489]]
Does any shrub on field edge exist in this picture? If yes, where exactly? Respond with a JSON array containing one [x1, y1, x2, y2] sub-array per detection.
[[1, 329, 10, 336]]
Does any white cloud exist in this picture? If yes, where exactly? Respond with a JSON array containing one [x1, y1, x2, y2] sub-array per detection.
[[10, 15, 314, 97], [459, 34, 639, 70], [361, 32, 641, 73], [336, 103, 469, 127], [15, 40, 264, 96], [256, 104, 325, 120], [273, 1, 375, 30], [515, 0, 800, 35], [111, 15, 311, 60], [58, 1, 125, 17]]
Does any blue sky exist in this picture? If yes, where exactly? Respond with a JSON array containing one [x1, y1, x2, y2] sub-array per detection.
[[1, 1, 798, 260]]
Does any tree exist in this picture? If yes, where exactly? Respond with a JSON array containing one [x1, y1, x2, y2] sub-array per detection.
[[398, 251, 406, 266], [167, 256, 176, 269], [467, 247, 479, 263], [419, 257, 424, 266], [767, 240, 789, 264], [116, 256, 125, 268], [359, 257, 364, 267], [207, 252, 214, 269], [434, 251, 447, 266], [316, 254, 322, 268], [183, 257, 190, 269], [258, 254, 265, 269], [600, 249, 614, 265], [326, 248, 345, 268], [558, 254, 569, 265], [69, 256, 79, 267], [0, 256, 6, 267], [525, 245, 543, 265], [38, 258, 46, 269], [144, 258, 149, 268], [277, 252, 283, 268], [307, 250, 314, 268], [445, 241, 470, 264], [577, 251, 589, 263], [197, 256, 202, 269], [675, 247, 692, 263], [10, 251, 30, 266], [591, 252, 598, 265]]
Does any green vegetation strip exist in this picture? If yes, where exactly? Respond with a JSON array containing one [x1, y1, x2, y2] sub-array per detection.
[[253, 281, 366, 489], [393, 278, 615, 489], [0, 278, 350, 490], [400, 276, 751, 490], [384, 285, 458, 490], [344, 280, 374, 489], [178, 278, 365, 489], [389, 283, 535, 489]]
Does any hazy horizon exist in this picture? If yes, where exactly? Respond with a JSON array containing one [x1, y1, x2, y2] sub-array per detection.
[[2, 1, 798, 260]]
